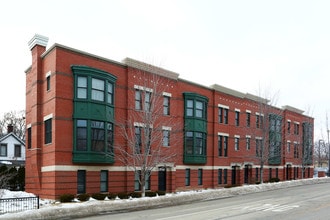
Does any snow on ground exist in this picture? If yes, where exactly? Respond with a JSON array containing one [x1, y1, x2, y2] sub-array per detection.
[[1, 177, 330, 220]]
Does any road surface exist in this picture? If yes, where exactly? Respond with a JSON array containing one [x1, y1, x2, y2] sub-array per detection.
[[76, 182, 330, 220]]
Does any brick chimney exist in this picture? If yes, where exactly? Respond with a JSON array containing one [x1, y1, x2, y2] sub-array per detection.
[[7, 124, 13, 133]]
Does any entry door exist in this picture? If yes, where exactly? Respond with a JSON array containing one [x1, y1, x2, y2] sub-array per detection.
[[158, 167, 166, 191], [231, 166, 237, 185]]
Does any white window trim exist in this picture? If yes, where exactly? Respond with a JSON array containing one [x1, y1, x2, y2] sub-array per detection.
[[45, 71, 51, 77], [218, 104, 229, 109], [246, 110, 251, 113], [43, 114, 53, 121], [235, 108, 240, 112], [162, 126, 172, 131], [162, 92, 172, 97], [218, 132, 229, 136]]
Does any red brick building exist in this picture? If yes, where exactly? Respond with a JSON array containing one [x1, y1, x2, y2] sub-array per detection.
[[25, 34, 314, 199]]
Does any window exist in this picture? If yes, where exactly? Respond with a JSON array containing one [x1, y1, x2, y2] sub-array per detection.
[[134, 170, 150, 191], [218, 169, 222, 184], [100, 170, 108, 192], [287, 121, 291, 134], [256, 138, 263, 157], [235, 137, 240, 151], [218, 107, 223, 123], [224, 169, 228, 184], [185, 169, 190, 186], [195, 101, 203, 118], [198, 169, 203, 185], [135, 126, 142, 154], [44, 118, 52, 144], [107, 82, 113, 104], [0, 144, 7, 157], [287, 142, 291, 153], [135, 90, 142, 110], [224, 136, 228, 156], [91, 121, 105, 152], [46, 75, 51, 91], [294, 143, 299, 158], [256, 168, 259, 180], [76, 120, 87, 151], [185, 131, 206, 156], [186, 100, 194, 116], [246, 136, 251, 150], [77, 76, 87, 99], [163, 130, 170, 147], [75, 120, 113, 153], [235, 111, 240, 126], [246, 112, 251, 127], [76, 75, 114, 104], [27, 127, 32, 149], [185, 99, 207, 119], [91, 78, 105, 101], [218, 135, 223, 156], [163, 96, 170, 115], [224, 109, 228, 124], [269, 168, 272, 179], [77, 170, 86, 194], [14, 145, 21, 157], [144, 91, 151, 112], [218, 134, 228, 157], [294, 123, 299, 135], [256, 114, 260, 128]]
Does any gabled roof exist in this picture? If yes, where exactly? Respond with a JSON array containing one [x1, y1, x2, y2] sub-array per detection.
[[0, 132, 25, 146]]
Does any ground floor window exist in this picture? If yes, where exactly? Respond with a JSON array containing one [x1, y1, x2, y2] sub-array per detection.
[[198, 169, 203, 185], [134, 171, 151, 191], [185, 169, 190, 186], [100, 170, 108, 192], [77, 170, 86, 194]]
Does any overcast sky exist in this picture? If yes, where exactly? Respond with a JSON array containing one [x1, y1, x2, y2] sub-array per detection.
[[1, 0, 329, 139]]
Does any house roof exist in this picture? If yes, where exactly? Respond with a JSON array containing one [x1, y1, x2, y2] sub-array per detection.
[[0, 132, 25, 146]]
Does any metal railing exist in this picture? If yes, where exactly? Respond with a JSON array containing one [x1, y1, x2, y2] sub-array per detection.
[[0, 196, 39, 214]]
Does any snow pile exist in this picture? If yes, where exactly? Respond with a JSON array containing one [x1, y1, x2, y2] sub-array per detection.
[[1, 177, 330, 220]]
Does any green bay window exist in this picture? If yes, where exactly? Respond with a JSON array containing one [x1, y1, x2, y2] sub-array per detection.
[[72, 66, 117, 164], [183, 92, 208, 164]]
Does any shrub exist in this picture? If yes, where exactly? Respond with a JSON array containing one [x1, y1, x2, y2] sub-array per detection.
[[131, 192, 142, 198], [77, 193, 90, 201], [269, 177, 280, 183], [156, 190, 166, 196], [117, 192, 129, 199], [145, 191, 157, 197], [91, 193, 107, 200], [59, 194, 75, 203], [107, 193, 117, 200]]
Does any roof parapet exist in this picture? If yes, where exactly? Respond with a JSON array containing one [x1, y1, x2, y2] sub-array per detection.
[[282, 105, 304, 114], [122, 58, 179, 80]]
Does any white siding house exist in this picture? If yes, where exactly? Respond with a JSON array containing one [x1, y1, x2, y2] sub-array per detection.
[[0, 132, 25, 167]]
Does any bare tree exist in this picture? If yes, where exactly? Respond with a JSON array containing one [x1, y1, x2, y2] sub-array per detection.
[[247, 87, 282, 184], [113, 60, 179, 197], [0, 110, 25, 140]]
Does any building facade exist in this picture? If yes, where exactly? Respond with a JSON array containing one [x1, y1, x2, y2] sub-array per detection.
[[25, 34, 314, 199]]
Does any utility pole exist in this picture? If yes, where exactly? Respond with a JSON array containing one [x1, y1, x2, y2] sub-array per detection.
[[327, 129, 330, 176]]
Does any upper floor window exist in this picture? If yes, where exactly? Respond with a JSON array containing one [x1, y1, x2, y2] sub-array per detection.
[[185, 131, 206, 155], [163, 129, 170, 147], [235, 110, 240, 126], [73, 66, 116, 105], [75, 119, 113, 154], [294, 123, 300, 135], [27, 127, 32, 149], [184, 93, 208, 120], [218, 133, 228, 157], [44, 117, 52, 144], [0, 144, 7, 157], [235, 136, 240, 151], [287, 121, 291, 134], [163, 95, 170, 115], [135, 86, 152, 112], [218, 105, 229, 124], [246, 136, 251, 150], [246, 111, 251, 127], [14, 145, 21, 157]]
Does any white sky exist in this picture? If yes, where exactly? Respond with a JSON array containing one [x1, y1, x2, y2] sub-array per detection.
[[0, 0, 329, 140]]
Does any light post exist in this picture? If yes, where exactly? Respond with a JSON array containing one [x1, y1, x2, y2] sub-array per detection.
[[328, 130, 330, 176]]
